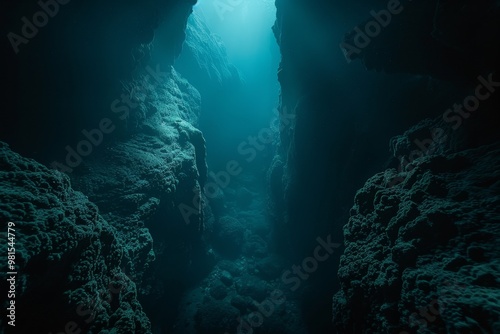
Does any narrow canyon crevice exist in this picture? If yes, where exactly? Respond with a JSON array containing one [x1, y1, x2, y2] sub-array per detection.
[[0, 0, 499, 333]]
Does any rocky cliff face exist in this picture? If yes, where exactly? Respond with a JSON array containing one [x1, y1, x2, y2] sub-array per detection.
[[331, 1, 500, 332], [272, 0, 499, 332], [65, 66, 211, 332], [0, 0, 205, 332], [334, 136, 500, 333]]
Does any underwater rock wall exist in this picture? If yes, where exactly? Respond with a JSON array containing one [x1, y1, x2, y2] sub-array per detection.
[[0, 142, 152, 333], [271, 0, 352, 256], [270, 0, 424, 330], [66, 66, 210, 331], [273, 0, 499, 332], [333, 138, 500, 333], [270, 0, 440, 257], [332, 1, 500, 333], [67, 66, 206, 248], [1, 0, 205, 332], [270, 0, 387, 331]]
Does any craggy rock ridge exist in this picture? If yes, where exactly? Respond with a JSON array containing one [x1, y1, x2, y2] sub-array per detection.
[[272, 0, 499, 333], [0, 142, 151, 333], [1, 0, 205, 333], [1, 47, 208, 334], [333, 139, 500, 333], [67, 66, 211, 332], [332, 0, 500, 333]]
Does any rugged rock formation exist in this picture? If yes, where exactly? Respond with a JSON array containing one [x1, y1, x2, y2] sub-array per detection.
[[63, 65, 211, 332], [1, 1, 205, 332], [0, 142, 151, 333], [272, 0, 499, 333], [333, 138, 500, 333], [331, 1, 500, 333]]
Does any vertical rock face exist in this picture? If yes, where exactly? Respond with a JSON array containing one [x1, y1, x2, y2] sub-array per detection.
[[270, 0, 421, 330], [1, 0, 206, 333], [271, 0, 439, 257], [333, 2, 500, 333], [331, 1, 500, 332], [271, 0, 362, 331], [273, 0, 499, 333]]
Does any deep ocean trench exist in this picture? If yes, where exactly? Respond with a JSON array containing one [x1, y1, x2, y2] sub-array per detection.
[[1, 0, 499, 334]]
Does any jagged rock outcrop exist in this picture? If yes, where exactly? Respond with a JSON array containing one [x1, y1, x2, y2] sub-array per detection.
[[65, 65, 208, 289], [59, 65, 209, 332], [0, 142, 151, 333], [0, 64, 208, 334], [333, 1, 500, 331], [333, 139, 500, 333], [1, 1, 206, 332], [273, 1, 499, 333]]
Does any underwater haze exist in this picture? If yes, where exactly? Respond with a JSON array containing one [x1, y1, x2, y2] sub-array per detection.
[[186, 0, 281, 171], [1, 0, 499, 333]]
